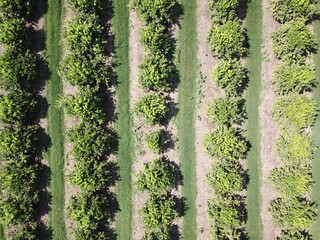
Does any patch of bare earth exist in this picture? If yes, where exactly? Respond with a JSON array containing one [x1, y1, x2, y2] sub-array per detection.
[[129, 10, 182, 240], [260, 0, 282, 239], [195, 0, 223, 239]]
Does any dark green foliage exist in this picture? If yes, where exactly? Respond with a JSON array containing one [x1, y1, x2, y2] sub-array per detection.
[[142, 227, 171, 240], [68, 122, 111, 160], [212, 60, 247, 96], [60, 53, 108, 87], [138, 55, 172, 92], [207, 196, 246, 240], [273, 63, 316, 95], [206, 160, 245, 195], [208, 20, 247, 59], [73, 227, 109, 240], [141, 194, 178, 229], [6, 222, 38, 240], [61, 87, 106, 123], [137, 158, 176, 193], [68, 191, 108, 230], [269, 165, 313, 197], [135, 93, 169, 124], [0, 0, 33, 18], [270, 0, 319, 23], [0, 48, 36, 91], [63, 14, 106, 55], [208, 0, 238, 22], [275, 130, 314, 164], [206, 97, 246, 125], [204, 126, 248, 161], [277, 230, 312, 240], [68, 0, 103, 13], [272, 93, 317, 128], [269, 198, 317, 229], [0, 17, 27, 46], [272, 20, 317, 62], [140, 23, 171, 56], [144, 129, 167, 154], [0, 91, 37, 124], [130, 0, 176, 24], [0, 125, 38, 158]]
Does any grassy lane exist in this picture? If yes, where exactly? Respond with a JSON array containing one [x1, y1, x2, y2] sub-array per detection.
[[44, 0, 66, 239], [312, 20, 320, 239], [177, 0, 198, 239], [113, 1, 134, 239], [245, 0, 263, 239]]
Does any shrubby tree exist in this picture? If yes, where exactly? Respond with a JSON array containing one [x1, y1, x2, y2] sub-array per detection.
[[60, 87, 106, 123], [272, 93, 317, 128], [208, 20, 247, 59], [211, 60, 247, 96], [140, 23, 171, 56], [137, 158, 176, 193], [130, 0, 176, 24], [203, 126, 248, 161], [269, 165, 313, 197], [269, 197, 317, 229], [60, 53, 108, 87], [68, 122, 111, 160], [138, 55, 172, 92], [142, 227, 171, 240], [273, 62, 316, 95], [68, 191, 108, 230], [208, 0, 238, 22], [0, 47, 36, 91], [277, 230, 312, 240], [276, 130, 314, 164], [206, 160, 245, 195], [206, 97, 246, 125], [0, 0, 33, 18], [272, 20, 317, 62], [64, 14, 106, 55], [73, 227, 109, 240], [68, 0, 103, 13], [144, 129, 167, 154], [0, 126, 38, 158], [135, 93, 169, 124], [141, 194, 178, 229], [0, 92, 37, 124], [0, 17, 27, 47], [6, 222, 38, 240], [270, 0, 319, 23], [207, 196, 246, 240]]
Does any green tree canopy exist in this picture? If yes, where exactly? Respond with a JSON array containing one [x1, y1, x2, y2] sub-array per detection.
[[144, 129, 167, 154]]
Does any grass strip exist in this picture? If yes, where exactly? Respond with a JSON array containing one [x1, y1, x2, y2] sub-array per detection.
[[311, 19, 320, 239], [44, 0, 66, 239], [177, 0, 198, 239], [245, 0, 263, 239], [113, 0, 134, 239]]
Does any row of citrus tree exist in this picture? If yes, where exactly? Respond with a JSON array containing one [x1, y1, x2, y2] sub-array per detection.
[[59, 1, 113, 239], [204, 0, 249, 239], [0, 1, 43, 238], [130, 0, 181, 239], [269, 0, 319, 239]]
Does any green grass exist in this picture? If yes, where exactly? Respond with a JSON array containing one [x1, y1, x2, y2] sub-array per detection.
[[44, 0, 66, 239], [177, 0, 198, 239], [311, 19, 320, 239], [113, 1, 134, 239], [245, 0, 263, 239]]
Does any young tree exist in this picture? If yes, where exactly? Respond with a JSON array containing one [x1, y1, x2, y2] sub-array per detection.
[[144, 129, 167, 154], [68, 0, 103, 13], [208, 0, 238, 22], [277, 230, 312, 240]]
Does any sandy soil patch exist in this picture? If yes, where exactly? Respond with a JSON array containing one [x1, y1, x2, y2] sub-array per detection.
[[260, 0, 282, 239]]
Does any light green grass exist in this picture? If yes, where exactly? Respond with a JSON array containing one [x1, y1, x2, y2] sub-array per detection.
[[311, 19, 320, 239], [245, 0, 263, 239], [177, 0, 198, 239], [113, 0, 134, 239], [44, 0, 66, 239]]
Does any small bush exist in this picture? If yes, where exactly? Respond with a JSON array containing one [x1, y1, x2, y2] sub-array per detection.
[[142, 227, 171, 240], [68, 0, 103, 13], [208, 20, 247, 59], [206, 97, 246, 125], [135, 93, 169, 124], [208, 0, 238, 22], [277, 230, 312, 240], [204, 126, 248, 161], [272, 20, 317, 62], [272, 93, 317, 128], [144, 129, 167, 154], [137, 158, 176, 193], [211, 60, 247, 96], [273, 62, 316, 95]]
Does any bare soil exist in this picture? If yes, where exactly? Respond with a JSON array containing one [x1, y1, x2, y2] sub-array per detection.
[[195, 0, 223, 239], [260, 0, 282, 239]]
